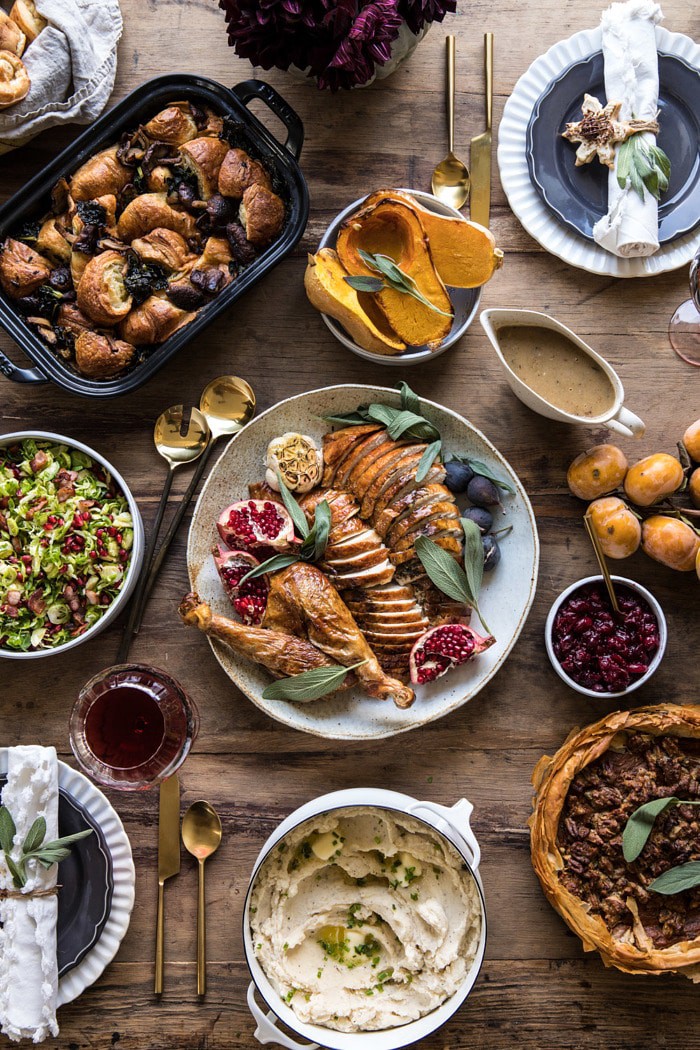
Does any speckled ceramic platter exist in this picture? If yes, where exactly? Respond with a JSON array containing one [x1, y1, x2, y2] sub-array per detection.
[[187, 386, 539, 740]]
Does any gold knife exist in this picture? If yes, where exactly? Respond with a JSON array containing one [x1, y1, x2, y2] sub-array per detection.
[[470, 32, 494, 229], [155, 775, 180, 996]]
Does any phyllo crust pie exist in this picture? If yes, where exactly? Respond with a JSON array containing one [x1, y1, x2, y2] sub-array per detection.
[[530, 704, 700, 979]]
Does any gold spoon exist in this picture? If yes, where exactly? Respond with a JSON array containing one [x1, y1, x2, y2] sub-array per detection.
[[431, 35, 470, 210], [136, 376, 256, 623], [182, 800, 223, 998], [584, 512, 622, 618], [116, 405, 210, 662]]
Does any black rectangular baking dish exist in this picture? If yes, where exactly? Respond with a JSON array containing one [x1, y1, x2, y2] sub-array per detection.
[[0, 75, 309, 399]]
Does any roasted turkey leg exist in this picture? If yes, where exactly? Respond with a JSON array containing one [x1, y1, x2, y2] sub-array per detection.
[[179, 593, 349, 690], [262, 563, 415, 709]]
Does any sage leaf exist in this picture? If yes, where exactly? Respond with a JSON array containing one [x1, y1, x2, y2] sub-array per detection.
[[262, 660, 367, 703], [369, 407, 440, 443], [461, 518, 484, 605], [21, 816, 46, 855], [466, 459, 515, 495], [35, 829, 93, 851], [622, 797, 700, 862], [649, 860, 700, 896], [276, 472, 310, 539], [0, 806, 16, 855], [312, 499, 331, 562], [416, 440, 442, 483], [6, 855, 25, 889], [239, 553, 298, 585], [357, 250, 454, 319], [414, 535, 471, 606], [397, 382, 421, 415], [343, 274, 385, 293], [322, 409, 371, 428]]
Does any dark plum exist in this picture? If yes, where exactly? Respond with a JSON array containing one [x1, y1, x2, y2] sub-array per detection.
[[444, 459, 474, 493], [467, 475, 501, 508], [462, 506, 493, 534], [482, 535, 501, 571]]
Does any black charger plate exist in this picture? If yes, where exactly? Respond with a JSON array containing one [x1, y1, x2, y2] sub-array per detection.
[[0, 776, 113, 978], [526, 51, 700, 244]]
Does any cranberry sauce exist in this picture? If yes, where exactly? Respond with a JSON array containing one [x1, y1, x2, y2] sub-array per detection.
[[85, 685, 166, 770], [552, 583, 660, 693]]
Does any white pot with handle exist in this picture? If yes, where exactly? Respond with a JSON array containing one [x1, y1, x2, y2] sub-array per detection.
[[243, 788, 487, 1050]]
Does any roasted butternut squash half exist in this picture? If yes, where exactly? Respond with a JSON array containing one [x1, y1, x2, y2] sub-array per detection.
[[361, 189, 504, 288], [335, 198, 453, 348], [304, 249, 406, 356]]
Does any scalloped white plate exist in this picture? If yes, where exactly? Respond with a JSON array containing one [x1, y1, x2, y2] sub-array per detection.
[[0, 749, 135, 1008], [187, 385, 540, 741], [498, 25, 700, 277]]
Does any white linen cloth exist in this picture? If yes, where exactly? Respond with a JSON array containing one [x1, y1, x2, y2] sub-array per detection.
[[0, 746, 59, 1043], [0, 0, 122, 154], [592, 0, 664, 258]]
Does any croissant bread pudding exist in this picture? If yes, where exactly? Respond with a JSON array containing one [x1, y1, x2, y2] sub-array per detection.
[[0, 99, 287, 379], [530, 704, 700, 979]]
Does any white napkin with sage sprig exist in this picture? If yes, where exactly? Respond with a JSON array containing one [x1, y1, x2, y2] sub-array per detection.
[[593, 0, 665, 258], [0, 745, 92, 1043]]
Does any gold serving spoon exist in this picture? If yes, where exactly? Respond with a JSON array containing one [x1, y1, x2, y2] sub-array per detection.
[[116, 405, 210, 662], [584, 512, 623, 618], [135, 376, 256, 625], [182, 800, 223, 998], [431, 35, 470, 209]]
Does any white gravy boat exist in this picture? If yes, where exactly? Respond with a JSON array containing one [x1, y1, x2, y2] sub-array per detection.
[[480, 308, 645, 439]]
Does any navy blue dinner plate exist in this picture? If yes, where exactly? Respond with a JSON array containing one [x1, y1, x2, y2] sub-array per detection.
[[526, 50, 700, 244], [0, 777, 113, 978]]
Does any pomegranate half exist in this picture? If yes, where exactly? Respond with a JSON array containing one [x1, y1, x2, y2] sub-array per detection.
[[409, 623, 495, 685], [217, 499, 296, 553], [212, 546, 270, 626]]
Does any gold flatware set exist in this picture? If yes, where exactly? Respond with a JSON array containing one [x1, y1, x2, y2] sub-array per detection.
[[155, 776, 223, 998], [432, 32, 494, 227]]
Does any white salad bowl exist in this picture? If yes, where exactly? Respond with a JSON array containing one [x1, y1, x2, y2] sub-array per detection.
[[545, 575, 668, 699], [318, 189, 481, 366], [243, 787, 487, 1050], [0, 431, 144, 660]]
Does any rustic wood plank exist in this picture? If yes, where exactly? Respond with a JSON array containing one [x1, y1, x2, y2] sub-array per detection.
[[1, 0, 699, 1046]]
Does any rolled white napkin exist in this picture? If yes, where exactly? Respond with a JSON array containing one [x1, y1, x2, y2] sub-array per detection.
[[0, 746, 59, 1043], [592, 0, 664, 258]]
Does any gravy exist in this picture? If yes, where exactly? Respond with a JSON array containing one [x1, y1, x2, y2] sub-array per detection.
[[499, 325, 616, 418]]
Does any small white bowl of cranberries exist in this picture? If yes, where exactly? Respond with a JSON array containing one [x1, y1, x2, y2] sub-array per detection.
[[545, 575, 667, 699]]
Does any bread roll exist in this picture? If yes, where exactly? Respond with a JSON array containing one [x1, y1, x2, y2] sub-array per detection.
[[75, 331, 136, 379], [9, 0, 45, 43], [0, 11, 25, 55], [239, 184, 285, 248], [131, 228, 192, 272], [76, 250, 132, 326], [118, 294, 194, 345], [218, 148, 271, 199], [0, 237, 50, 297], [117, 192, 197, 243], [70, 147, 131, 202], [36, 217, 71, 264], [178, 137, 229, 200], [0, 49, 29, 108], [143, 102, 199, 145]]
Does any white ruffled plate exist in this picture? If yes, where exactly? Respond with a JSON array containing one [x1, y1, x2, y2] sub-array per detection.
[[0, 750, 135, 1008], [498, 25, 700, 277]]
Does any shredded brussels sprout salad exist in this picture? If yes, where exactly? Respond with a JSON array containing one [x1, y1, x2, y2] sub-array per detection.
[[0, 439, 134, 652]]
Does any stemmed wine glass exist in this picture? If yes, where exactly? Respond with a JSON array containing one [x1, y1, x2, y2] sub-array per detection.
[[669, 248, 700, 366]]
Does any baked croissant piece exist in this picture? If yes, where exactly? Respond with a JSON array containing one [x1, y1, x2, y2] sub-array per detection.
[[131, 228, 193, 272], [239, 183, 285, 247], [74, 331, 136, 379], [143, 102, 200, 145], [116, 192, 198, 243], [0, 49, 29, 108], [9, 0, 45, 43], [71, 147, 132, 201], [0, 237, 50, 297], [178, 136, 229, 200], [118, 294, 194, 345], [76, 250, 132, 326], [218, 148, 272, 198]]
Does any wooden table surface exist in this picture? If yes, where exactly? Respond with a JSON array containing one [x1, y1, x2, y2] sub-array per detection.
[[2, 1, 700, 1047]]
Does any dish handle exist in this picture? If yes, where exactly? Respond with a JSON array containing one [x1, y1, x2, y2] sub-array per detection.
[[231, 80, 305, 161], [247, 984, 319, 1049], [0, 346, 46, 384], [408, 798, 481, 872]]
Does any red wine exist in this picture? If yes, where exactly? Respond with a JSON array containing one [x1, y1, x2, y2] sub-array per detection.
[[85, 685, 166, 769]]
